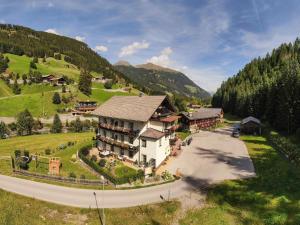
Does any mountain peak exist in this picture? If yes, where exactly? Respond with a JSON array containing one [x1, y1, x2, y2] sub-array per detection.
[[114, 60, 132, 66], [135, 63, 180, 73]]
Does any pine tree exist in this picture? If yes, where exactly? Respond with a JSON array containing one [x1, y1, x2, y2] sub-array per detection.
[[0, 121, 9, 138], [16, 109, 34, 136], [51, 114, 62, 133], [12, 78, 21, 94], [52, 92, 61, 104], [78, 69, 92, 95]]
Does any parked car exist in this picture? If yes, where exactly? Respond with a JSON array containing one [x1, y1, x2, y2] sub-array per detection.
[[232, 130, 240, 138]]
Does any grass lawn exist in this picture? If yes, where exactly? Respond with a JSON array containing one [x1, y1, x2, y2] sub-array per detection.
[[0, 91, 68, 117], [0, 189, 180, 225], [0, 79, 12, 97], [21, 83, 59, 94], [0, 133, 96, 179], [0, 132, 93, 156], [179, 135, 300, 225]]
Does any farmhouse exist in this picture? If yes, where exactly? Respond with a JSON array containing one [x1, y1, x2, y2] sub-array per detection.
[[180, 108, 223, 132], [240, 116, 261, 135], [92, 95, 180, 168], [42, 74, 66, 85]]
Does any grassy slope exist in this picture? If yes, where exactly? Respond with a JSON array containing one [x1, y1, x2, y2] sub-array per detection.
[[0, 132, 96, 179], [4, 53, 81, 80], [180, 135, 300, 225], [0, 79, 12, 97], [0, 189, 180, 225]]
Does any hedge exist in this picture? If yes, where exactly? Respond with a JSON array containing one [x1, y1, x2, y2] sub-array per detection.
[[78, 145, 144, 185]]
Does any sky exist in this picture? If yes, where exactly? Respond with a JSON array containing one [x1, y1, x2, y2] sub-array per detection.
[[1, 0, 300, 92]]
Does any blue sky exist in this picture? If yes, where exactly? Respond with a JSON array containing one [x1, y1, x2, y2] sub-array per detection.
[[1, 0, 300, 92]]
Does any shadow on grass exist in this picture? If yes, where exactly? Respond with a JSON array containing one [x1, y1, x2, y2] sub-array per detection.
[[206, 137, 300, 224]]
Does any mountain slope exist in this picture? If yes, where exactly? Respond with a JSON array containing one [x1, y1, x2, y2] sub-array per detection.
[[114, 62, 210, 99], [212, 39, 300, 134], [0, 24, 128, 82]]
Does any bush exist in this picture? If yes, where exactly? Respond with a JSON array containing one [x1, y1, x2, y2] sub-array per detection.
[[91, 155, 97, 162], [69, 172, 77, 179], [23, 150, 30, 158], [80, 174, 86, 180], [99, 159, 106, 167], [45, 148, 51, 155], [104, 80, 113, 89], [14, 150, 21, 158]]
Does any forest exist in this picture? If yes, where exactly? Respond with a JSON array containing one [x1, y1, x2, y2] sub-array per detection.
[[212, 38, 300, 134]]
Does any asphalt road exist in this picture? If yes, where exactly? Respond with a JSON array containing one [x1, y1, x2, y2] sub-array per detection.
[[0, 127, 255, 208]]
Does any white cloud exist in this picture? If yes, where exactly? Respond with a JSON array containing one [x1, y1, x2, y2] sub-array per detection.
[[75, 36, 85, 42], [94, 45, 108, 52], [119, 41, 149, 57], [147, 47, 173, 67], [47, 2, 54, 7], [45, 28, 59, 35]]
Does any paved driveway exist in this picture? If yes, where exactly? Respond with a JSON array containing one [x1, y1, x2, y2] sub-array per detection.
[[166, 127, 255, 185]]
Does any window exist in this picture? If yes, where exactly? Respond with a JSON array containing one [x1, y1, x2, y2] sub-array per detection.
[[121, 134, 124, 142], [104, 118, 107, 123], [120, 121, 124, 128], [159, 138, 162, 147], [111, 146, 114, 152], [111, 132, 114, 138], [114, 134, 118, 140], [114, 121, 118, 127], [121, 149, 125, 156], [129, 137, 134, 144], [129, 122, 134, 130], [142, 154, 147, 164], [142, 139, 147, 147], [103, 130, 106, 137], [102, 142, 106, 149], [110, 119, 114, 125], [129, 150, 133, 158]]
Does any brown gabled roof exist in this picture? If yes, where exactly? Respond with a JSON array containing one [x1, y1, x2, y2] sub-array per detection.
[[92, 96, 168, 122], [140, 128, 165, 139], [182, 108, 223, 120]]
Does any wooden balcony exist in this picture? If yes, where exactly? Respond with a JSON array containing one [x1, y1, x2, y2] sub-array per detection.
[[97, 135, 138, 152], [99, 123, 139, 136]]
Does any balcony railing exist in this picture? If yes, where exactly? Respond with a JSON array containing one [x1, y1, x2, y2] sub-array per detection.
[[164, 124, 180, 134], [97, 135, 138, 152], [99, 123, 139, 136]]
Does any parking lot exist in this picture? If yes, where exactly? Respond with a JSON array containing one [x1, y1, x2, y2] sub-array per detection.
[[166, 127, 256, 185]]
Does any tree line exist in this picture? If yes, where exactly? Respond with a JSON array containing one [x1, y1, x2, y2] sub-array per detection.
[[212, 38, 300, 134]]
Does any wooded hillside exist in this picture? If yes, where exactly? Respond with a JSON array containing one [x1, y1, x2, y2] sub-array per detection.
[[212, 39, 300, 134], [0, 24, 128, 82]]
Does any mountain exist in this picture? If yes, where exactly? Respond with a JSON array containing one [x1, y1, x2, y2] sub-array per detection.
[[212, 38, 300, 134], [114, 62, 210, 100], [0, 24, 129, 82]]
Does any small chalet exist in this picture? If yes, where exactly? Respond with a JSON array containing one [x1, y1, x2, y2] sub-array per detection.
[[180, 108, 223, 132], [42, 75, 66, 85], [240, 116, 261, 135], [74, 101, 97, 112]]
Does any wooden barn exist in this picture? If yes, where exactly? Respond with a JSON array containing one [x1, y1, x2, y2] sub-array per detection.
[[240, 116, 261, 135], [180, 108, 223, 132]]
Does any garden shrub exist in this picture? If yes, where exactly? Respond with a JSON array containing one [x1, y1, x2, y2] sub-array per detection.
[[99, 159, 106, 167], [45, 148, 51, 155], [91, 155, 97, 162], [14, 150, 21, 158], [69, 172, 76, 179]]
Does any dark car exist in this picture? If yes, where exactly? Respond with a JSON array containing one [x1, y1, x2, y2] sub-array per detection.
[[232, 130, 240, 138]]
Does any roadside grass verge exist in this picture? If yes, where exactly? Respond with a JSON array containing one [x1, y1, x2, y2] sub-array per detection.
[[0, 189, 180, 225], [180, 135, 300, 225]]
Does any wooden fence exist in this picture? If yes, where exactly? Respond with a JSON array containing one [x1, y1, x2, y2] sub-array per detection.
[[13, 169, 108, 186]]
